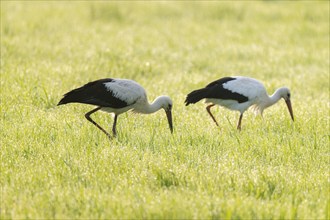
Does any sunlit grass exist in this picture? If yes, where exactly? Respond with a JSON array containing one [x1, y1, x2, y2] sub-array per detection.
[[1, 1, 329, 219]]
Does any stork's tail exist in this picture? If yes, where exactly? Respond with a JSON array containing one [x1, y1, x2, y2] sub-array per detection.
[[57, 87, 87, 106], [185, 88, 208, 106]]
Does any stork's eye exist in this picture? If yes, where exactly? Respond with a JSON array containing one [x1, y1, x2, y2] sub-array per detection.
[[288, 93, 291, 98]]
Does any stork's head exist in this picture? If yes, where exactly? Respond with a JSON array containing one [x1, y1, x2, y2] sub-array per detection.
[[279, 87, 294, 121], [159, 95, 173, 133]]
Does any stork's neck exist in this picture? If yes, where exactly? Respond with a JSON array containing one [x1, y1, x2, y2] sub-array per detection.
[[138, 96, 165, 114], [265, 88, 284, 109]]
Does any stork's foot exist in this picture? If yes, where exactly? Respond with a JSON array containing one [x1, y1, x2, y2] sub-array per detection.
[[106, 133, 114, 140]]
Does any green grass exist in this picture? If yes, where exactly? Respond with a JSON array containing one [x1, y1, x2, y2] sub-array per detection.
[[1, 1, 329, 219]]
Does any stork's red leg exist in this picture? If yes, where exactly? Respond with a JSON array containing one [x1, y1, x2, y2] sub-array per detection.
[[237, 113, 243, 131], [85, 107, 112, 139], [206, 104, 219, 126]]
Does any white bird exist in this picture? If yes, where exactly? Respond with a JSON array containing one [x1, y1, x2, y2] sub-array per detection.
[[185, 76, 294, 130], [58, 78, 173, 139]]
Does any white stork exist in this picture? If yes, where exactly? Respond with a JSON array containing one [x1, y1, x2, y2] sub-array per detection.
[[58, 78, 173, 139], [185, 76, 294, 130]]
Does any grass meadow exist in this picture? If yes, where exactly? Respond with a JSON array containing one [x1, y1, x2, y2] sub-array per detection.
[[1, 1, 329, 219]]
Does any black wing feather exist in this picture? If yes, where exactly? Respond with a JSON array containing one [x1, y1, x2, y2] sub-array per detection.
[[57, 78, 129, 108], [185, 77, 248, 105], [205, 77, 248, 103]]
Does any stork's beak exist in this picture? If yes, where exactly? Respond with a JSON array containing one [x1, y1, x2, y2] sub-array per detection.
[[285, 99, 294, 121], [165, 110, 173, 133]]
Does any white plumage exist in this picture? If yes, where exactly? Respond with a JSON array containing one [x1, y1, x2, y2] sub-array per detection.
[[103, 79, 146, 107], [58, 78, 173, 139], [222, 77, 267, 101], [185, 76, 294, 130]]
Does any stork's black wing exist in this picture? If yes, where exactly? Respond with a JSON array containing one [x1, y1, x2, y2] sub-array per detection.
[[205, 77, 249, 103], [58, 78, 129, 108]]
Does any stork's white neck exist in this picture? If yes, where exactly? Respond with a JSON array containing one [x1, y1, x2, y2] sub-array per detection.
[[264, 87, 285, 109], [144, 97, 164, 114], [136, 96, 170, 114]]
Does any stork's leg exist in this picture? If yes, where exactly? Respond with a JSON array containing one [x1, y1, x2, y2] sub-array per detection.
[[206, 104, 219, 126], [85, 107, 112, 139], [237, 113, 243, 131], [112, 114, 118, 137]]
